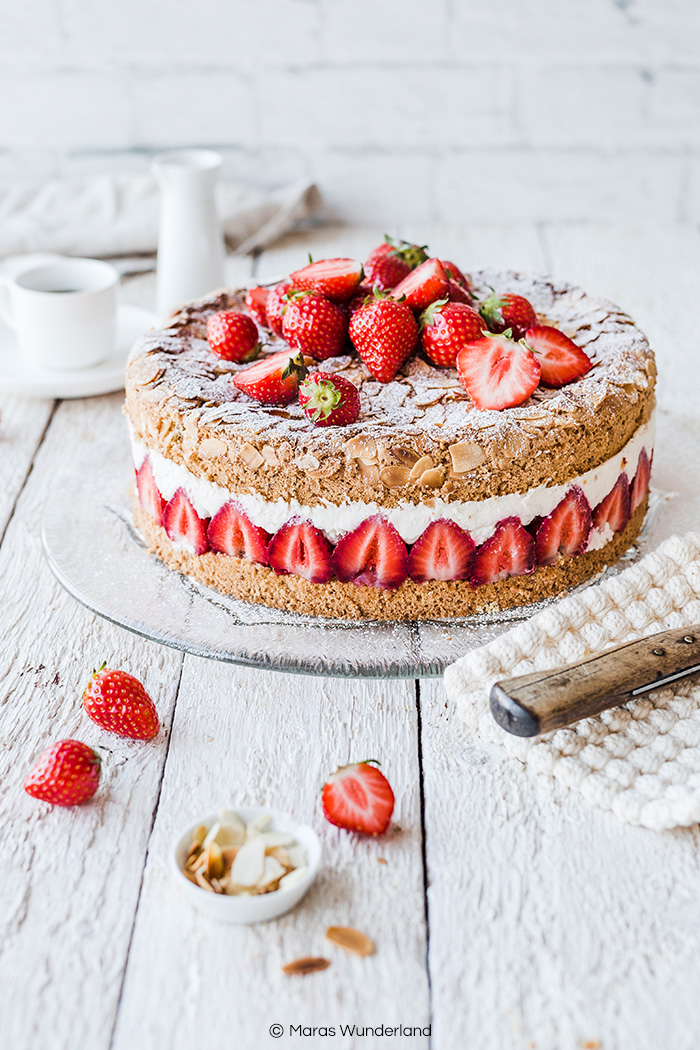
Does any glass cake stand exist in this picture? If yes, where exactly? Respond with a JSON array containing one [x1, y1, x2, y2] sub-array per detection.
[[41, 408, 696, 678]]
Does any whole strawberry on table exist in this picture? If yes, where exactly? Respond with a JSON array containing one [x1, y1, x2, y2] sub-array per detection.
[[24, 666, 160, 808]]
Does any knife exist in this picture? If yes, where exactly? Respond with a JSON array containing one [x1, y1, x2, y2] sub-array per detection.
[[489, 625, 700, 737]]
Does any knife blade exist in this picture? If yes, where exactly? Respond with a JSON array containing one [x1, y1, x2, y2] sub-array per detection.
[[489, 624, 700, 738]]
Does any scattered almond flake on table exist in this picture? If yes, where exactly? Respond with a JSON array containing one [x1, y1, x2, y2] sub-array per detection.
[[282, 957, 331, 976], [326, 926, 375, 957]]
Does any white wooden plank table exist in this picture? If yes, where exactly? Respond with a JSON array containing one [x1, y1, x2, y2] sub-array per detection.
[[1, 222, 699, 1050]]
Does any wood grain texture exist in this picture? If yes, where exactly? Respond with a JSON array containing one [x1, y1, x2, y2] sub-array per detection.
[[111, 664, 430, 1050], [0, 393, 54, 535], [0, 395, 184, 1050], [420, 676, 700, 1050]]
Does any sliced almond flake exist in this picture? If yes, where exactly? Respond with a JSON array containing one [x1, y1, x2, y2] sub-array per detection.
[[221, 846, 239, 868], [257, 855, 286, 890], [257, 830, 296, 849], [216, 825, 246, 849], [215, 810, 247, 846], [468, 417, 498, 429], [204, 841, 225, 879], [286, 845, 307, 869], [268, 845, 292, 869], [194, 871, 215, 892], [413, 394, 445, 408], [380, 465, 411, 489], [282, 957, 331, 976], [390, 444, 420, 467], [202, 821, 221, 849], [409, 454, 434, 480], [230, 837, 266, 887], [420, 466, 445, 488], [520, 422, 550, 435], [295, 452, 321, 472], [326, 926, 375, 957], [246, 813, 273, 839], [279, 865, 308, 890]]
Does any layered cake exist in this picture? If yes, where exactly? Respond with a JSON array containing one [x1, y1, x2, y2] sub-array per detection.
[[125, 242, 655, 621]]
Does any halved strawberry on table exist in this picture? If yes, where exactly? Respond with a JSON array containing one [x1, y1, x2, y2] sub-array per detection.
[[208, 502, 269, 564], [534, 486, 592, 566], [390, 258, 450, 312], [289, 257, 364, 303], [348, 296, 418, 383], [407, 519, 476, 582], [420, 300, 484, 368], [268, 519, 334, 583], [593, 474, 630, 535], [282, 291, 348, 361], [479, 292, 538, 339], [232, 348, 307, 405], [629, 447, 651, 515], [245, 286, 270, 328], [136, 456, 165, 526], [322, 760, 395, 836], [471, 517, 535, 587], [332, 516, 408, 589], [364, 236, 428, 291], [456, 333, 541, 410], [163, 488, 210, 555], [524, 325, 592, 388]]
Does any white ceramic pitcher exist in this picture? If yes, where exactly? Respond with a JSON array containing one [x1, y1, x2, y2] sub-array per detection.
[[151, 148, 225, 319]]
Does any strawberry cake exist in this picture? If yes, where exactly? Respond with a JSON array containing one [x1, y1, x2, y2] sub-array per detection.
[[125, 240, 655, 621]]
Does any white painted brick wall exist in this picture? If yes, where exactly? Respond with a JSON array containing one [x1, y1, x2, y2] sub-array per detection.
[[1, 0, 699, 224]]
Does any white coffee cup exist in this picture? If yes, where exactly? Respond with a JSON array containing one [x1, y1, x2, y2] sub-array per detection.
[[0, 258, 119, 370]]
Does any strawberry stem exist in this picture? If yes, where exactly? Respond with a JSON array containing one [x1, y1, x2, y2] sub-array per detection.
[[85, 661, 107, 690], [419, 298, 449, 329], [281, 353, 308, 383], [301, 377, 342, 420]]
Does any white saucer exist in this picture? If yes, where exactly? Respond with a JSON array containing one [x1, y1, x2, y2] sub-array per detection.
[[0, 303, 159, 399]]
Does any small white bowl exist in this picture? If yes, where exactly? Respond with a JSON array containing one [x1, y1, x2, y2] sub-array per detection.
[[171, 806, 321, 925]]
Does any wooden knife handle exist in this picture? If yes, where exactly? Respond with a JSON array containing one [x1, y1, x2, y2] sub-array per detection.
[[489, 625, 700, 737]]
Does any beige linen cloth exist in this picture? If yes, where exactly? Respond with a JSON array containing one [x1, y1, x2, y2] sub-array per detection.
[[444, 532, 700, 830], [0, 173, 321, 260]]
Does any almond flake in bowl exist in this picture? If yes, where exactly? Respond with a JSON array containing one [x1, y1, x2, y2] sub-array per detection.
[[171, 806, 321, 925]]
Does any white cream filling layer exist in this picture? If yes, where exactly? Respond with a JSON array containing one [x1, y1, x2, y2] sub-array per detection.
[[131, 415, 654, 547]]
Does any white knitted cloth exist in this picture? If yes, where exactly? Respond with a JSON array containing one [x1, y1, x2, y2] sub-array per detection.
[[444, 532, 700, 830]]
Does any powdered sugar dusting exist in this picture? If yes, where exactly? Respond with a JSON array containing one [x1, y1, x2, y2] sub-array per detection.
[[126, 271, 654, 460]]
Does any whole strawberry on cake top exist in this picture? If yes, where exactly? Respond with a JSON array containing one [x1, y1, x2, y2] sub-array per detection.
[[125, 236, 655, 621]]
